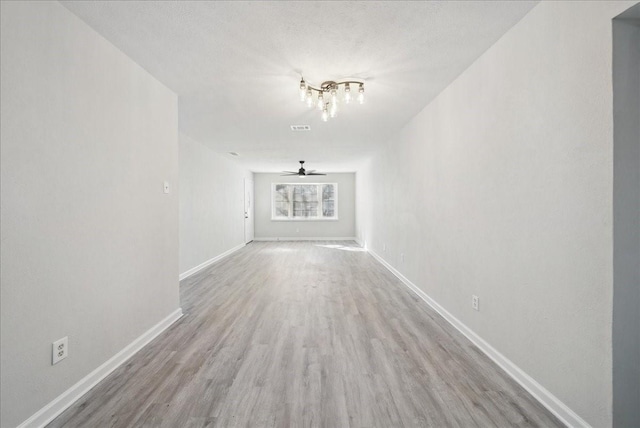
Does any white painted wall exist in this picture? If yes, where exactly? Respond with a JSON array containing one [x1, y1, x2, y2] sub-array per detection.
[[254, 173, 355, 240], [612, 10, 640, 428], [356, 2, 635, 427], [0, 2, 180, 427], [179, 134, 252, 276]]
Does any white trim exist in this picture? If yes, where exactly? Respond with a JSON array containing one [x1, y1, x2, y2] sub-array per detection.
[[367, 249, 591, 428], [179, 243, 245, 281], [18, 308, 183, 428], [253, 237, 357, 242], [244, 178, 254, 244]]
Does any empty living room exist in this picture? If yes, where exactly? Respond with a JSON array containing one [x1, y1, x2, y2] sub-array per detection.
[[1, 1, 639, 427]]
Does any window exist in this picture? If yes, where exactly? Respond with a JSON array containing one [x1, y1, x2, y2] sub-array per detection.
[[272, 183, 338, 220]]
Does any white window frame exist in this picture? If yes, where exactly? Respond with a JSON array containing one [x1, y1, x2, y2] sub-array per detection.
[[271, 183, 339, 221]]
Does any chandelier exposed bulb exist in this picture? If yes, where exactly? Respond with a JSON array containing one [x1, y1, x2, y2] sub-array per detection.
[[321, 104, 329, 122], [305, 88, 313, 107], [344, 83, 351, 104], [330, 102, 338, 118], [299, 78, 307, 101], [298, 76, 364, 122], [330, 86, 338, 104]]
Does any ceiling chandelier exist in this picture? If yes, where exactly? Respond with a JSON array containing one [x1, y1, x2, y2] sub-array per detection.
[[298, 77, 364, 122]]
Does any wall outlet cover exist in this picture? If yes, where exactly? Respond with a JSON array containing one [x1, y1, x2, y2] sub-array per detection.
[[472, 295, 480, 311], [52, 336, 68, 365]]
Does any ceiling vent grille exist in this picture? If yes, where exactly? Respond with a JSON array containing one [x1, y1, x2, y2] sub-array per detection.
[[290, 125, 311, 131]]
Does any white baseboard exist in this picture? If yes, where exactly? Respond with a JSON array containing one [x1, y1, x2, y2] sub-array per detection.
[[18, 308, 183, 428], [179, 243, 245, 281], [253, 237, 357, 242], [367, 249, 590, 428]]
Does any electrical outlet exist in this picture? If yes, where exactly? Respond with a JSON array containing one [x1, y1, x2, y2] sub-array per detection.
[[472, 295, 480, 311], [52, 337, 68, 365]]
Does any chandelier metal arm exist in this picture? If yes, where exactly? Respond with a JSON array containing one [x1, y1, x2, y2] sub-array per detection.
[[303, 79, 364, 93], [299, 76, 365, 121]]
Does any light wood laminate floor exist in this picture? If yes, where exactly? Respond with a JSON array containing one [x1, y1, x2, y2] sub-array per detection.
[[49, 241, 563, 427]]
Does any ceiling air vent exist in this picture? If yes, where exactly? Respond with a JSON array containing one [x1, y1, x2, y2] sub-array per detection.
[[290, 125, 311, 131]]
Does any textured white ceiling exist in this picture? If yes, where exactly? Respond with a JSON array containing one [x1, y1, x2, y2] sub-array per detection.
[[61, 1, 537, 173]]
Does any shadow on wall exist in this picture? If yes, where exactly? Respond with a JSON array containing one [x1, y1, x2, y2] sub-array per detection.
[[612, 5, 640, 428]]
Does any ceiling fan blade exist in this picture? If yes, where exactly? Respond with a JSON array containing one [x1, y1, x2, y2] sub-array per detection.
[[283, 163, 324, 176]]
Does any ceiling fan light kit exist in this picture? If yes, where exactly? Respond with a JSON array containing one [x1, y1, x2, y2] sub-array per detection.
[[299, 77, 364, 122], [281, 161, 327, 177]]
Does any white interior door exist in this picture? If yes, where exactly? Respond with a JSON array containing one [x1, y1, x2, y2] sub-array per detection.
[[244, 178, 254, 243]]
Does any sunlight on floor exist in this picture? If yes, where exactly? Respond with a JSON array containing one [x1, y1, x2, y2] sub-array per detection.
[[314, 244, 366, 252]]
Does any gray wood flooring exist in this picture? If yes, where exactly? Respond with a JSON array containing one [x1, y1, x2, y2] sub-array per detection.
[[48, 241, 563, 427]]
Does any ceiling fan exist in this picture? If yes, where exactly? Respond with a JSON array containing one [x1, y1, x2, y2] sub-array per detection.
[[281, 160, 326, 177]]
